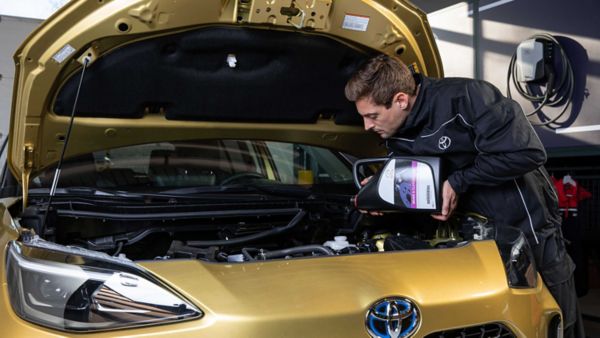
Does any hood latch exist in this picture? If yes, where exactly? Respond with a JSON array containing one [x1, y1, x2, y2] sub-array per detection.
[[243, 0, 332, 30]]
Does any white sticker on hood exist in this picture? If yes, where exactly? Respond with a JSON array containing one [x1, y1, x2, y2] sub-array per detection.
[[342, 14, 370, 32], [52, 44, 76, 64]]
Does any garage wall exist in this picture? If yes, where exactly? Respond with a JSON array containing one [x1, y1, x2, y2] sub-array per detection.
[[428, 0, 600, 156], [0, 16, 41, 144]]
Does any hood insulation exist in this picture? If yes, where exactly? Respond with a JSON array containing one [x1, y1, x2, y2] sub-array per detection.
[[54, 26, 374, 125]]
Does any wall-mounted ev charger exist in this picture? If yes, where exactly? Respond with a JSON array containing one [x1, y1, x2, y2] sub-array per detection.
[[507, 34, 574, 127], [516, 38, 547, 82]]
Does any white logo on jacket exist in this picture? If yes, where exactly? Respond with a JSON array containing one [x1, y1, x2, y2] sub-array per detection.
[[438, 136, 451, 150]]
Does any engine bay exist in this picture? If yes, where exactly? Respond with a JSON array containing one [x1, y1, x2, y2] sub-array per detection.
[[16, 192, 481, 263]]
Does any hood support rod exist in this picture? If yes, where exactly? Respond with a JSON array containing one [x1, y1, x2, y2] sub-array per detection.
[[40, 56, 91, 236]]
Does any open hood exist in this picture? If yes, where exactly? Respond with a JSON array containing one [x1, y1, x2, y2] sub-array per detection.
[[8, 0, 442, 186]]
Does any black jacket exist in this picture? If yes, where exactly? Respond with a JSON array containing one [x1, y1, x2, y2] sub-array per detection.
[[386, 75, 559, 245], [385, 75, 580, 330]]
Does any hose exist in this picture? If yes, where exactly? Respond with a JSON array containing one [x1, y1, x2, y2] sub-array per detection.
[[112, 241, 124, 256], [507, 33, 574, 127], [258, 245, 335, 260], [186, 210, 306, 247], [241, 248, 258, 261]]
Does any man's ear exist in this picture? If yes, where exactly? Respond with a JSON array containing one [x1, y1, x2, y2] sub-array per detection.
[[393, 92, 410, 110]]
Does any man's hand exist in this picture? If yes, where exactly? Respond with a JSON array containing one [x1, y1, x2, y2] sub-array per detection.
[[431, 180, 458, 221], [359, 176, 372, 187], [358, 176, 383, 216]]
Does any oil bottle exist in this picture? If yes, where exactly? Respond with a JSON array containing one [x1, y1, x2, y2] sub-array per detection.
[[351, 157, 443, 212]]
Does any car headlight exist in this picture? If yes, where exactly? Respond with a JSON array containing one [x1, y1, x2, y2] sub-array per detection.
[[496, 227, 538, 288], [5, 240, 202, 332]]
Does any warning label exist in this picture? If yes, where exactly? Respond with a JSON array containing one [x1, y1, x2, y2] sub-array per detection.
[[342, 14, 369, 32]]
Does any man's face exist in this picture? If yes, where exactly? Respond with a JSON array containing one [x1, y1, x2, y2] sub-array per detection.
[[355, 96, 409, 139]]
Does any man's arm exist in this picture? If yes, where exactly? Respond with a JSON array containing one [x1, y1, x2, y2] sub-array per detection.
[[447, 80, 546, 195]]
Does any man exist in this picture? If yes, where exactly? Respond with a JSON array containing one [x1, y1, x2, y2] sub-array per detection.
[[345, 54, 584, 338]]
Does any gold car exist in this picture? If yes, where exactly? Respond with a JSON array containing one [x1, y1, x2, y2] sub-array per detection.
[[1, 0, 561, 337]]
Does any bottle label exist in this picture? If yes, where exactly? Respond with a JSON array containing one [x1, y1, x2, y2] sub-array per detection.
[[377, 159, 436, 210]]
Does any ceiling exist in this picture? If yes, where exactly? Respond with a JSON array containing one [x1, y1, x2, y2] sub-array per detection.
[[410, 0, 466, 13]]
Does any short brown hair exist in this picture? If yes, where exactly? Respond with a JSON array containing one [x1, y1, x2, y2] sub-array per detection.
[[345, 55, 416, 108]]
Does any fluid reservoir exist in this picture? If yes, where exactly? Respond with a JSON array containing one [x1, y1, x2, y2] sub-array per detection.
[[323, 236, 351, 251]]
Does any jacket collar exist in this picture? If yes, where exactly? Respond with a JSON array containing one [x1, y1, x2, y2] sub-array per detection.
[[393, 73, 430, 136]]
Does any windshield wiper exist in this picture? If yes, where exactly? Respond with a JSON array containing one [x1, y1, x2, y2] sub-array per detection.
[[158, 185, 253, 194], [28, 183, 312, 202], [29, 187, 146, 198], [160, 183, 312, 198], [29, 185, 274, 202]]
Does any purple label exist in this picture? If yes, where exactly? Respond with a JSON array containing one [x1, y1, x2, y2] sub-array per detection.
[[411, 161, 417, 208]]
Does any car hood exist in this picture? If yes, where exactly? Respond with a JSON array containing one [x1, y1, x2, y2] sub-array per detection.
[[8, 0, 442, 184]]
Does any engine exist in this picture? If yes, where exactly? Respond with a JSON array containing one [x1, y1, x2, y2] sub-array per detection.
[[18, 194, 479, 263]]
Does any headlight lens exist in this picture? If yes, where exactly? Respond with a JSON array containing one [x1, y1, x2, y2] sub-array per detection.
[[6, 240, 201, 332], [496, 227, 538, 288]]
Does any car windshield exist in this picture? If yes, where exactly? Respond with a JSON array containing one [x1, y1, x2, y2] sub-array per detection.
[[30, 140, 353, 191]]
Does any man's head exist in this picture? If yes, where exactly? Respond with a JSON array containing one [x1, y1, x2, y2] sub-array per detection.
[[345, 55, 417, 138]]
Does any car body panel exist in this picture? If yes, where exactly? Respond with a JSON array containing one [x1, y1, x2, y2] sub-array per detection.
[[135, 241, 560, 338]]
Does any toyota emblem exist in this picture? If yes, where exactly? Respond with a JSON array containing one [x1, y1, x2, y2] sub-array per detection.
[[365, 297, 420, 338], [438, 136, 451, 150]]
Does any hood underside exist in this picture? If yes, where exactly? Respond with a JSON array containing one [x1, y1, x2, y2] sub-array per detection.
[[9, 0, 442, 182], [54, 26, 371, 124]]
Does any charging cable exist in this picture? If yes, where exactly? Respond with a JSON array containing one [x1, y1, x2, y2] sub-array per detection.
[[507, 33, 574, 127]]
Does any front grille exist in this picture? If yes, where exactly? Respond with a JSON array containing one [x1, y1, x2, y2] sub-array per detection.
[[424, 323, 516, 338]]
